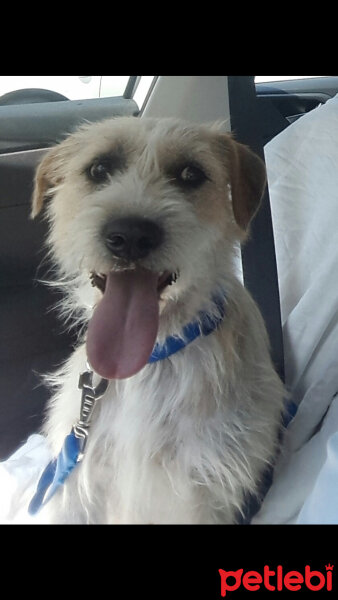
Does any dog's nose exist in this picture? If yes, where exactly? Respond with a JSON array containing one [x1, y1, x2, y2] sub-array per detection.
[[103, 217, 164, 261]]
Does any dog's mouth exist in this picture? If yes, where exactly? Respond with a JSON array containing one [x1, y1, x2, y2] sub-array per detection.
[[86, 267, 179, 380], [90, 269, 178, 297]]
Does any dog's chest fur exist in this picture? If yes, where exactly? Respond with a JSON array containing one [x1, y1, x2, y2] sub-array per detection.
[[43, 283, 283, 525]]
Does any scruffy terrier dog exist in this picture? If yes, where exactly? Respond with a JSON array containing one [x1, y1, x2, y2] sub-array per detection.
[[30, 116, 284, 524]]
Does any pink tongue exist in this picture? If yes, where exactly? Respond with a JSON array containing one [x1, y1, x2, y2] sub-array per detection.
[[86, 269, 159, 379]]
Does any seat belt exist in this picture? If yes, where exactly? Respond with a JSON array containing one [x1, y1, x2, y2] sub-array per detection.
[[227, 76, 285, 383], [227, 77, 286, 523]]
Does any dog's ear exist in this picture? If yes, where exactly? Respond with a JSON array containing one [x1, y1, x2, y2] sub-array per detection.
[[215, 134, 267, 233], [31, 141, 72, 219]]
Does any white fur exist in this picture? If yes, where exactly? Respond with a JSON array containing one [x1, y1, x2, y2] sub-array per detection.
[[32, 117, 285, 524]]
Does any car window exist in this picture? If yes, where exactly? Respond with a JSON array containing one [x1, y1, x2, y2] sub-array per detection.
[[0, 76, 155, 109], [255, 76, 327, 83], [0, 76, 131, 101]]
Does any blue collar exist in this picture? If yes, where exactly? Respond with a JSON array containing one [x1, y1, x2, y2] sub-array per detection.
[[148, 293, 227, 363], [28, 292, 227, 516]]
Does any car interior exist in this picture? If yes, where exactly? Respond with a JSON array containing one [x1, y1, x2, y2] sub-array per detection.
[[1, 75, 337, 503]]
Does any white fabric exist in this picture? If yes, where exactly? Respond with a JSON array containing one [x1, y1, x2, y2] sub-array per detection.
[[1, 96, 338, 524], [253, 95, 338, 524], [0, 434, 51, 523], [297, 429, 338, 524]]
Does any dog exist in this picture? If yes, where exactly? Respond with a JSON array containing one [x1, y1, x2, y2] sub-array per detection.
[[30, 116, 284, 524]]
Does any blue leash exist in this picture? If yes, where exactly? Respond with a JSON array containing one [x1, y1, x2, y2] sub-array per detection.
[[28, 433, 80, 516], [28, 294, 226, 515], [28, 370, 109, 515]]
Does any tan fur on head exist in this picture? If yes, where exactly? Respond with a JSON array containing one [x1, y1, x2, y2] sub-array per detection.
[[216, 135, 266, 232], [30, 117, 268, 332], [31, 150, 56, 219], [31, 136, 80, 219], [31, 117, 266, 238]]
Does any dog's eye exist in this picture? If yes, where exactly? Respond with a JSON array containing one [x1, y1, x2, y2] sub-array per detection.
[[178, 165, 208, 187], [88, 160, 111, 183]]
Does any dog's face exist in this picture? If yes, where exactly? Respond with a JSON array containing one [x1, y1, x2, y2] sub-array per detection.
[[32, 117, 266, 380]]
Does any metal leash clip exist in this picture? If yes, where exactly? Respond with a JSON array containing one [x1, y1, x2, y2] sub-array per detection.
[[72, 362, 109, 462]]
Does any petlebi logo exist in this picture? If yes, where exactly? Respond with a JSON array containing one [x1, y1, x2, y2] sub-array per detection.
[[219, 563, 334, 595]]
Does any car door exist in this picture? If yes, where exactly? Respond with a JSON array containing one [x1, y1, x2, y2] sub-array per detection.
[[0, 76, 143, 459], [255, 76, 338, 144]]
